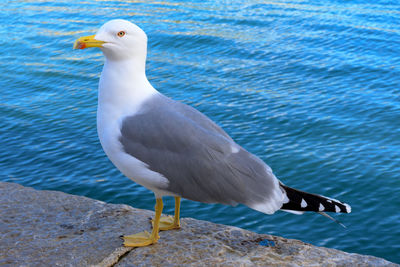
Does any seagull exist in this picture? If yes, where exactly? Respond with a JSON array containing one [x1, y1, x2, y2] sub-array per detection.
[[73, 19, 351, 247]]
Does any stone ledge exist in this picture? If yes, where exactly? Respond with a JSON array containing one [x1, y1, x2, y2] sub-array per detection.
[[0, 182, 397, 267]]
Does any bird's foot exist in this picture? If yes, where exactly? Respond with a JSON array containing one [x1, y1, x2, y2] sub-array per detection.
[[122, 231, 159, 247], [152, 215, 180, 231]]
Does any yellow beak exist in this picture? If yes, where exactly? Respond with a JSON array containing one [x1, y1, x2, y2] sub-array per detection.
[[73, 35, 105, 49]]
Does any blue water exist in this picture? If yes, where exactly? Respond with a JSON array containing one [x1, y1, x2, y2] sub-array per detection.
[[1, 0, 399, 263]]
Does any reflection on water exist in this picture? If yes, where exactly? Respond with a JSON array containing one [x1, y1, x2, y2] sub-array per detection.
[[1, 0, 399, 263]]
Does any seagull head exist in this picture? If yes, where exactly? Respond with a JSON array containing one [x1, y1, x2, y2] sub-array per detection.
[[73, 19, 148, 62]]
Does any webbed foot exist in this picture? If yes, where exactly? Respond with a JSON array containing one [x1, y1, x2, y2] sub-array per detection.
[[152, 215, 180, 231], [123, 231, 159, 247]]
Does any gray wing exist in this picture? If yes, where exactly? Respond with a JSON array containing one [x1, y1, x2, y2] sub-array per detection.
[[119, 94, 277, 206]]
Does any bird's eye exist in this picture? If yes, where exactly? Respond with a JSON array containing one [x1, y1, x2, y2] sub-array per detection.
[[117, 31, 126, 37]]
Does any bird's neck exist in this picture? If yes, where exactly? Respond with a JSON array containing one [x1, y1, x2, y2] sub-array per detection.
[[98, 59, 157, 114]]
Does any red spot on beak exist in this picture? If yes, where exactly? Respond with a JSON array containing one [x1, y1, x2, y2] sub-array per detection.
[[78, 42, 86, 49], [73, 40, 87, 50]]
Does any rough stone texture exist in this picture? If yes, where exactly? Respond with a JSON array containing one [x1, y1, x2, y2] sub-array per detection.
[[0, 182, 397, 267]]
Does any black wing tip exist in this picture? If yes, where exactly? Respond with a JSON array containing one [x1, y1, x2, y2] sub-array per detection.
[[280, 184, 351, 214], [323, 198, 352, 214]]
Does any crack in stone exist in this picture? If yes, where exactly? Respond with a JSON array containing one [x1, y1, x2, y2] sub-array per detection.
[[90, 246, 134, 267]]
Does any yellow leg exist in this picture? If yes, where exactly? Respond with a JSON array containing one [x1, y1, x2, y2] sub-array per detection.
[[123, 198, 163, 247], [152, 197, 181, 231]]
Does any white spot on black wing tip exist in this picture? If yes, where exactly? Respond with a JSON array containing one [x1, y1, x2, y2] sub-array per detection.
[[300, 198, 307, 208], [319, 203, 325, 211], [335, 205, 340, 213], [344, 203, 351, 213], [327, 200, 332, 203]]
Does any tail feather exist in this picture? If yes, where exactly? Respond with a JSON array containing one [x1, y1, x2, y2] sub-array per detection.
[[280, 184, 351, 214], [319, 211, 347, 228]]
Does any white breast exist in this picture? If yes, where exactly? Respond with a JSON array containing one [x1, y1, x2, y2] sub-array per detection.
[[96, 60, 170, 196]]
